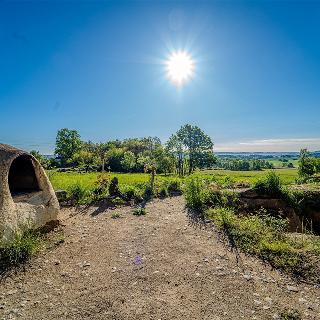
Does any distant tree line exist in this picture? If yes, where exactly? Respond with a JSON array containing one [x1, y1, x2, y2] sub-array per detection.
[[215, 158, 274, 171], [31, 124, 216, 176]]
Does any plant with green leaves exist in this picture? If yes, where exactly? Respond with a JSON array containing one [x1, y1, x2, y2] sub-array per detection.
[[254, 171, 282, 197], [55, 128, 82, 167]]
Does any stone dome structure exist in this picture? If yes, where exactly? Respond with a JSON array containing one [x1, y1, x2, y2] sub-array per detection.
[[0, 144, 59, 240]]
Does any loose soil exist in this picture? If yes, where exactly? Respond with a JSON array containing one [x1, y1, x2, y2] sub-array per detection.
[[0, 197, 319, 319]]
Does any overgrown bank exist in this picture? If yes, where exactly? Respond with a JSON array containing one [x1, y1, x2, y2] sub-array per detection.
[[184, 172, 320, 283]]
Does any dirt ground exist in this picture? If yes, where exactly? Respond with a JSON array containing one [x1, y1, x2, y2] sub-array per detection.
[[0, 196, 320, 320]]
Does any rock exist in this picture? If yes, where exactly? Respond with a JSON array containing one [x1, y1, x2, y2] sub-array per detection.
[[82, 261, 91, 267], [54, 260, 61, 265], [243, 274, 252, 280], [287, 285, 299, 292]]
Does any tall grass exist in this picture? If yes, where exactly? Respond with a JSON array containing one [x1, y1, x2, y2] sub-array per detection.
[[0, 228, 44, 274], [206, 207, 320, 282]]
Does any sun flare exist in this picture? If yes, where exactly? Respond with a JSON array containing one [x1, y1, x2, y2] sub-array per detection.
[[165, 51, 195, 86]]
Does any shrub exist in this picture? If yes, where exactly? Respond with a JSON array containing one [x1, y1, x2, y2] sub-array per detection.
[[132, 208, 146, 216], [280, 309, 302, 320], [111, 212, 121, 219], [120, 184, 144, 202], [167, 179, 182, 194], [158, 186, 169, 198], [92, 173, 111, 201], [254, 171, 282, 197], [68, 184, 89, 205], [0, 228, 43, 274], [184, 177, 204, 211], [206, 206, 320, 282]]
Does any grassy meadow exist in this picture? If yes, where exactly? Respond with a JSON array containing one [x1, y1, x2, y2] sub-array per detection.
[[48, 168, 298, 191]]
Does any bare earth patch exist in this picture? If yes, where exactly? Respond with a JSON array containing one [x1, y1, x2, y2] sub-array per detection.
[[0, 196, 319, 319]]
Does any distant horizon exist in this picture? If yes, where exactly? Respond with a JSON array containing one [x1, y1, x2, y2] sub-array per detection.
[[4, 136, 320, 155]]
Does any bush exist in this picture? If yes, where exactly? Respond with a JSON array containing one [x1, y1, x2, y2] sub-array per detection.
[[132, 208, 146, 216], [207, 206, 320, 282], [254, 171, 282, 197], [0, 228, 43, 274], [184, 177, 204, 211], [68, 184, 90, 205], [280, 309, 302, 320], [167, 179, 182, 194]]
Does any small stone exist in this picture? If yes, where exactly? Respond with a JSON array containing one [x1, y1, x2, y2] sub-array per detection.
[[243, 274, 252, 280], [254, 300, 261, 305], [204, 258, 209, 263], [265, 297, 272, 304], [0, 304, 5, 309], [287, 285, 299, 292], [82, 261, 91, 267], [54, 260, 60, 265]]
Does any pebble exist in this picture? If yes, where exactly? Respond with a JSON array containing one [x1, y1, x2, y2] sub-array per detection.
[[82, 261, 91, 267], [243, 274, 252, 280], [54, 260, 61, 265], [287, 285, 299, 292]]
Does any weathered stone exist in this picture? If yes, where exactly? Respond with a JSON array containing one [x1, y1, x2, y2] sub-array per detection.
[[0, 144, 59, 240]]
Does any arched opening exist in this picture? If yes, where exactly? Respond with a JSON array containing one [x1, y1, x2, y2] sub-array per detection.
[[8, 155, 40, 197]]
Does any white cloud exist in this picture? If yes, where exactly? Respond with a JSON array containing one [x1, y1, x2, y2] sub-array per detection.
[[214, 138, 320, 152]]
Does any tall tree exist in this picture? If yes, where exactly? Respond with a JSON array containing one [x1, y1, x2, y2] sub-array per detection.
[[55, 128, 82, 166], [167, 134, 185, 176], [175, 124, 214, 174]]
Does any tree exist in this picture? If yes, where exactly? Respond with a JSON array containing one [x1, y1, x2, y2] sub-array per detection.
[[175, 124, 214, 174], [72, 150, 99, 172], [167, 134, 185, 176], [298, 149, 316, 178], [94, 142, 109, 172], [105, 147, 126, 172], [55, 128, 82, 166], [121, 151, 136, 172]]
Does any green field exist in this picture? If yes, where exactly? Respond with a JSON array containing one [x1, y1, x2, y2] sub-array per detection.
[[48, 168, 298, 191], [266, 158, 299, 168]]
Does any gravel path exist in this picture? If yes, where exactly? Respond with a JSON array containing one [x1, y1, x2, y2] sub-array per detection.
[[0, 196, 319, 319]]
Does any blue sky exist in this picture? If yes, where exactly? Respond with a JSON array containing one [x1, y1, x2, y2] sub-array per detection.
[[0, 0, 319, 153]]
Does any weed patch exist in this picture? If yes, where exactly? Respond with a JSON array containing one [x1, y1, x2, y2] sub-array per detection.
[[206, 207, 320, 283]]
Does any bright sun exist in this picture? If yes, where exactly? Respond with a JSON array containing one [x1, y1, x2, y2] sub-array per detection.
[[165, 51, 195, 86]]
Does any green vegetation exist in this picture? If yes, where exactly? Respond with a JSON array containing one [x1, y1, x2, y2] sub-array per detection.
[[0, 228, 44, 275], [49, 168, 298, 191], [280, 309, 302, 320], [48, 168, 299, 206], [184, 172, 320, 282], [254, 171, 282, 197], [111, 212, 121, 219], [298, 148, 320, 179], [206, 207, 320, 282], [132, 208, 146, 216]]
